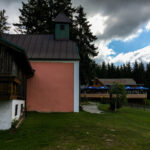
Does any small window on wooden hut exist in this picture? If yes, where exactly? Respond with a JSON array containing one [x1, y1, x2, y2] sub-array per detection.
[[21, 104, 24, 114], [60, 24, 65, 30], [15, 104, 18, 116], [12, 62, 17, 76]]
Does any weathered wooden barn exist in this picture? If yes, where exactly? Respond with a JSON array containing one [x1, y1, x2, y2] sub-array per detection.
[[0, 38, 33, 130]]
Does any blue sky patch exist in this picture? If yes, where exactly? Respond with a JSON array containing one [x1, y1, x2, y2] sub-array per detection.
[[108, 29, 150, 55]]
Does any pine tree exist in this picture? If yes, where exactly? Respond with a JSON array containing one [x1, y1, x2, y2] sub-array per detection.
[[145, 63, 150, 97], [14, 0, 76, 34], [132, 61, 145, 84], [53, 0, 75, 20], [138, 62, 145, 83], [74, 6, 98, 84], [126, 62, 132, 78], [75, 6, 98, 57], [120, 62, 132, 78], [116, 66, 121, 77], [14, 0, 54, 34], [119, 64, 125, 78], [107, 63, 111, 78], [100, 62, 107, 78], [95, 63, 101, 78], [133, 61, 140, 83], [110, 63, 116, 78], [119, 65, 124, 78], [0, 9, 10, 35], [146, 63, 150, 83]]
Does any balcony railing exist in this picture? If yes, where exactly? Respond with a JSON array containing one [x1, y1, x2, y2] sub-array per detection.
[[0, 76, 25, 100], [80, 93, 147, 99]]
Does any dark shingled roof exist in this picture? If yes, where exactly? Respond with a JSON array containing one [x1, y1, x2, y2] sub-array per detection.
[[54, 12, 71, 23], [2, 34, 79, 61], [98, 78, 137, 86], [0, 37, 33, 77]]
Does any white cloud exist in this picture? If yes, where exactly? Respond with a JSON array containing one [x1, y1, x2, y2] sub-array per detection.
[[94, 40, 116, 64], [88, 14, 109, 35], [111, 45, 150, 64], [88, 14, 147, 65], [123, 29, 143, 42], [94, 41, 150, 65], [146, 21, 150, 30], [81, 0, 150, 41]]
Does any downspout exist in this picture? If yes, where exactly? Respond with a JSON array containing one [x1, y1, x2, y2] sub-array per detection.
[[76, 42, 81, 111]]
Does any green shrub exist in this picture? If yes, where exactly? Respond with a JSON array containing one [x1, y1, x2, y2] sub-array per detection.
[[109, 83, 127, 111], [11, 119, 19, 129]]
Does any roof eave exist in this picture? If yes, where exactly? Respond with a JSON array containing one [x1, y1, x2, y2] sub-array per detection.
[[0, 37, 33, 77], [29, 58, 80, 61]]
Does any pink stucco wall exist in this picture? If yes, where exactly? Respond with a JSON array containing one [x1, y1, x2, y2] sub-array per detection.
[[27, 62, 74, 112]]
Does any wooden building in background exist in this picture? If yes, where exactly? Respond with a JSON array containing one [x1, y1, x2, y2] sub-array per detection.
[[81, 78, 147, 100], [92, 78, 138, 88]]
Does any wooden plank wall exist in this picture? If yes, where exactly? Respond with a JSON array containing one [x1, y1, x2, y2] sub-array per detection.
[[0, 45, 27, 100]]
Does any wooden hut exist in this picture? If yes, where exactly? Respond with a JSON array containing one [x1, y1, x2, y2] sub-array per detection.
[[0, 38, 33, 130]]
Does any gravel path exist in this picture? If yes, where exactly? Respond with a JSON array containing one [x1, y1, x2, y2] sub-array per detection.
[[82, 102, 104, 114]]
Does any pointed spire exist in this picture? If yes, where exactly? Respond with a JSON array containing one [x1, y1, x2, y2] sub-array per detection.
[[54, 12, 71, 23]]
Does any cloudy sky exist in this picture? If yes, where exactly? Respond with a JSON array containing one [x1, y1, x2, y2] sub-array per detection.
[[1, 0, 150, 65]]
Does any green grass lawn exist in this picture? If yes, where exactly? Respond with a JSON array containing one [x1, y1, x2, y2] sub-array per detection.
[[1, 105, 150, 150]]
